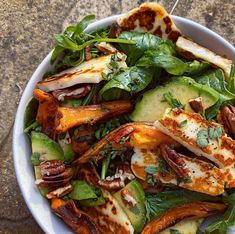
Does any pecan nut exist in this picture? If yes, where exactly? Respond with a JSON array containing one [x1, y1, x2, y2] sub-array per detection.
[[52, 84, 91, 101], [40, 160, 65, 176], [36, 160, 74, 187], [221, 105, 235, 138], [160, 144, 191, 179]]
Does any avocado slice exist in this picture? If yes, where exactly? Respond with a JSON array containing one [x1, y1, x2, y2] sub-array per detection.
[[130, 76, 219, 121], [113, 180, 146, 233], [58, 138, 75, 162], [31, 131, 65, 161], [34, 165, 49, 197], [161, 219, 203, 234]]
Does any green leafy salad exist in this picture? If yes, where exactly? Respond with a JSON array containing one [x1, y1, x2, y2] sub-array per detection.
[[23, 2, 235, 234]]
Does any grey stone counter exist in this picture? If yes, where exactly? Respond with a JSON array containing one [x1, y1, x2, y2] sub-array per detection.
[[0, 0, 234, 233]]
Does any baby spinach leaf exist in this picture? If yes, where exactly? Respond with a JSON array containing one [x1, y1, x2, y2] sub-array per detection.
[[205, 96, 226, 120], [205, 192, 235, 234], [118, 31, 175, 66], [183, 60, 210, 76], [196, 69, 235, 119], [68, 14, 95, 36], [195, 69, 235, 100], [69, 180, 97, 200], [145, 189, 218, 221], [99, 67, 154, 100], [50, 16, 134, 73], [51, 15, 95, 64], [24, 97, 39, 131], [136, 50, 188, 75], [228, 65, 235, 94]]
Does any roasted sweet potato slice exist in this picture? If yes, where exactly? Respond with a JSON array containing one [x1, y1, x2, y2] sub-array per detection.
[[55, 100, 133, 133], [51, 199, 101, 234], [74, 122, 178, 164], [34, 89, 58, 139], [141, 202, 226, 234]]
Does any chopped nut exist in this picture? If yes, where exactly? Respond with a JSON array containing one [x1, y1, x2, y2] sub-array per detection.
[[98, 163, 135, 190], [221, 105, 235, 138], [99, 177, 125, 190], [121, 189, 137, 208], [189, 97, 203, 113], [46, 184, 73, 199]]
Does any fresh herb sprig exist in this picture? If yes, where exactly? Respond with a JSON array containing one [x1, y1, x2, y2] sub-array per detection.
[[205, 191, 235, 234], [163, 92, 185, 109], [196, 126, 223, 147]]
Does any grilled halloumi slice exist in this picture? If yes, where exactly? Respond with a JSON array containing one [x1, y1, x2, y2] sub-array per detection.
[[155, 108, 235, 188], [37, 53, 127, 92], [131, 148, 224, 195], [85, 189, 134, 234], [176, 36, 233, 79], [117, 2, 182, 42]]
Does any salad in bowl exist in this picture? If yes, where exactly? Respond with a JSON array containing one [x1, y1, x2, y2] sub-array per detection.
[[20, 2, 235, 234]]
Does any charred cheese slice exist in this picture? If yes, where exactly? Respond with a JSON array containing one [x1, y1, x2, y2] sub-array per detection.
[[131, 148, 224, 195], [117, 2, 182, 41], [37, 53, 127, 92], [85, 189, 134, 234], [155, 108, 235, 188], [176, 36, 233, 79]]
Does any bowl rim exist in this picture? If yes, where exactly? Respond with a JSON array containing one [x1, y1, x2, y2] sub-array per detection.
[[12, 14, 235, 234]]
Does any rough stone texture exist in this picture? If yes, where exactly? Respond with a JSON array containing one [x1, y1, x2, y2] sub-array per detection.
[[0, 0, 234, 233]]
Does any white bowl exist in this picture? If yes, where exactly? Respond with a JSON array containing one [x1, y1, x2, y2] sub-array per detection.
[[13, 15, 235, 234]]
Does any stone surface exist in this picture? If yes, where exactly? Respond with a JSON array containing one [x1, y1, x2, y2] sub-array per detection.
[[0, 0, 234, 233]]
